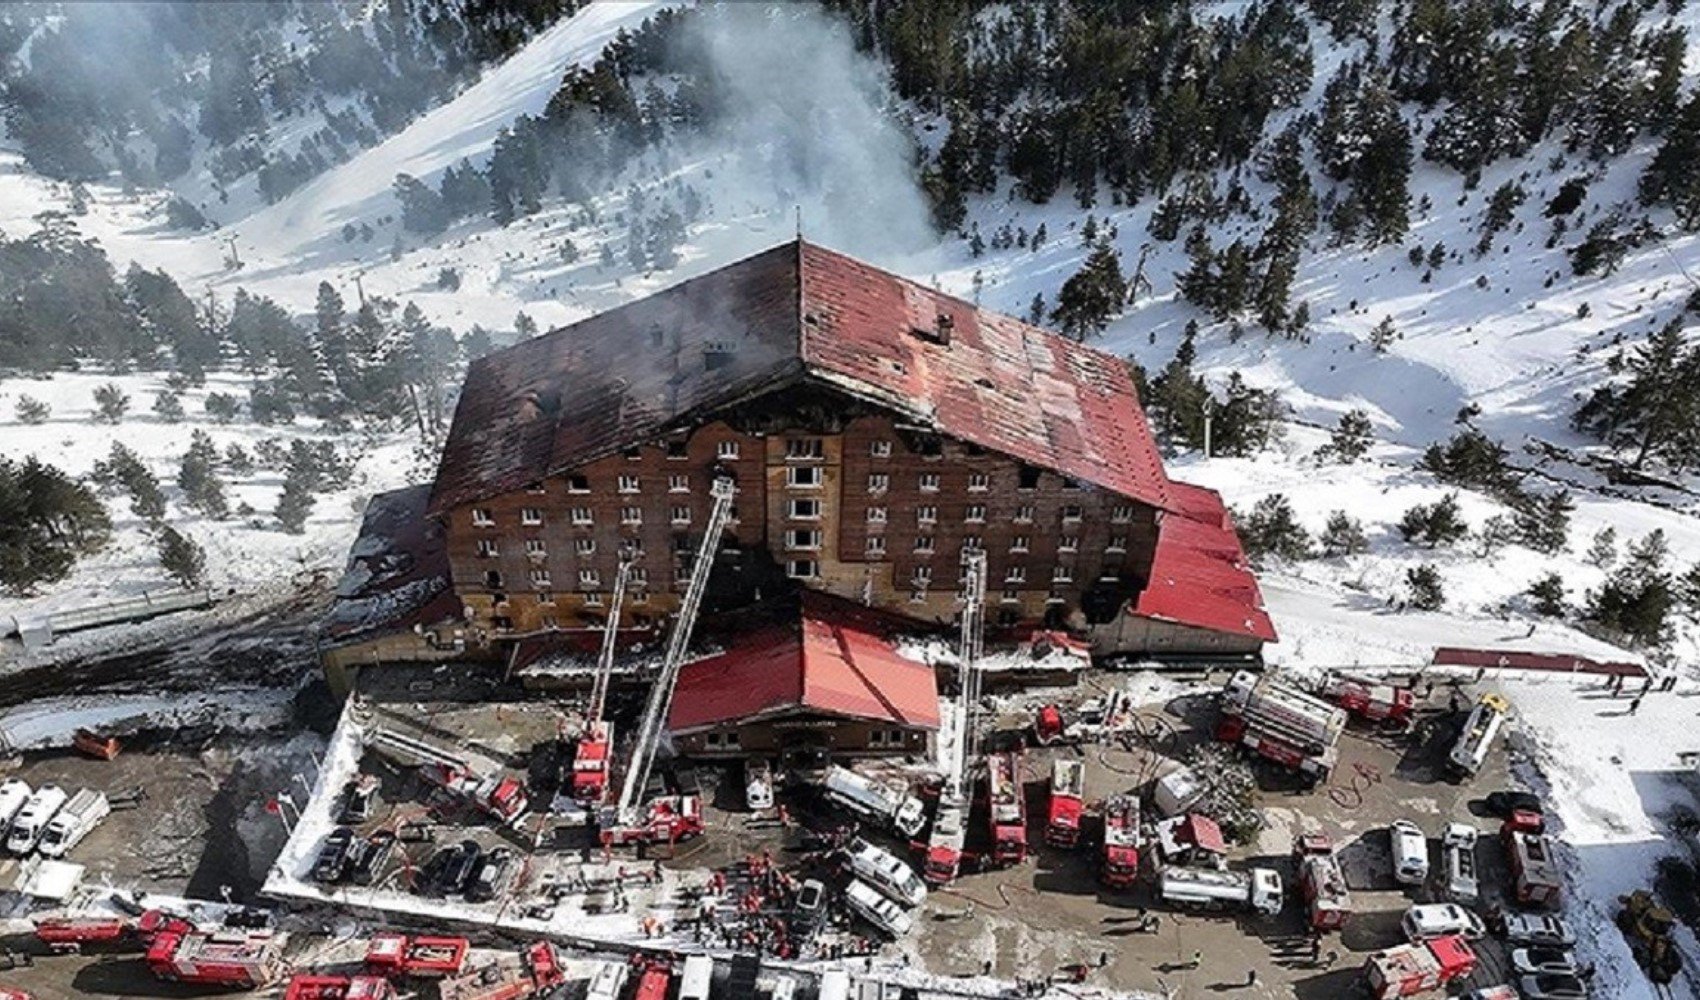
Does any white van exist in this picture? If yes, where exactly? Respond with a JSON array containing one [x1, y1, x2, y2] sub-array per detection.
[[37, 788, 109, 858], [1390, 819, 1429, 885], [844, 838, 926, 908], [844, 879, 914, 938], [818, 970, 851, 1000], [1402, 903, 1487, 942], [6, 784, 68, 855], [1441, 823, 1480, 903], [823, 766, 925, 838], [586, 961, 628, 1000], [679, 955, 713, 1000], [0, 779, 31, 836]]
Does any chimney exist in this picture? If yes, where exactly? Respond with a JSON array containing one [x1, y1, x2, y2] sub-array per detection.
[[515, 390, 543, 423], [935, 313, 954, 346]]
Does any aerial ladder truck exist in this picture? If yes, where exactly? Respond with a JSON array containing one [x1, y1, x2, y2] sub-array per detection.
[[599, 478, 736, 846], [922, 553, 985, 885], [365, 729, 528, 824], [566, 555, 633, 808]]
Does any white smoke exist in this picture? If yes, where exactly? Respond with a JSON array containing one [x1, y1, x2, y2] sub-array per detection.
[[670, 2, 938, 265]]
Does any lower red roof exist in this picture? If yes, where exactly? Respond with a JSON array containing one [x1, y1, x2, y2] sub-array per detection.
[[669, 603, 941, 733], [1131, 481, 1276, 642]]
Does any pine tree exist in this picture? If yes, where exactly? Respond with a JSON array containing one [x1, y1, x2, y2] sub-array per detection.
[[1369, 316, 1398, 353], [1585, 529, 1674, 645], [1573, 318, 1700, 471], [1586, 527, 1618, 570], [314, 281, 352, 398], [152, 391, 184, 423], [1238, 494, 1311, 562], [1514, 490, 1573, 555], [1398, 492, 1468, 548], [1405, 564, 1445, 611], [178, 430, 228, 519], [1321, 409, 1374, 463], [93, 383, 130, 424], [275, 462, 316, 535], [0, 456, 111, 594], [1319, 511, 1369, 557], [157, 524, 206, 588], [1050, 241, 1127, 339], [1526, 573, 1566, 617], [15, 395, 49, 424]]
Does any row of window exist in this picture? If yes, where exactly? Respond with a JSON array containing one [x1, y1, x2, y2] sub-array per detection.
[[907, 564, 1076, 585]]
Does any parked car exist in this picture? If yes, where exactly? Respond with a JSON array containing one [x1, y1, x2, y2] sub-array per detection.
[[422, 840, 482, 896], [466, 847, 516, 902], [1390, 820, 1429, 885], [1483, 790, 1543, 818], [843, 879, 913, 938], [312, 827, 357, 883], [1401, 903, 1486, 942], [1510, 947, 1578, 977], [745, 759, 774, 812], [1516, 973, 1588, 999], [350, 831, 397, 886], [792, 879, 826, 935], [1498, 912, 1577, 948], [340, 775, 380, 824]]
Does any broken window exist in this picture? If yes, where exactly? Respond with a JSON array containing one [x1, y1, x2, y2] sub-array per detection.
[[666, 440, 688, 459], [567, 474, 590, 493], [870, 440, 892, 458], [1017, 466, 1041, 490], [866, 506, 887, 524], [1061, 505, 1083, 522], [786, 438, 823, 460]]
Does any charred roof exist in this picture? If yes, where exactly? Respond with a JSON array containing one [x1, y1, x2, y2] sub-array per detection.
[[429, 239, 1172, 515]]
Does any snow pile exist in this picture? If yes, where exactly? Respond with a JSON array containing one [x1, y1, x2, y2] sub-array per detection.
[[0, 687, 297, 750]]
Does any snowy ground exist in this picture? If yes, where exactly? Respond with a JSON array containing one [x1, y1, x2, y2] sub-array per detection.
[[0, 369, 417, 634]]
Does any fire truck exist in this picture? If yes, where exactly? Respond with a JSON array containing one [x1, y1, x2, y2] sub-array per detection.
[[145, 929, 286, 988], [1502, 823, 1562, 906], [985, 750, 1027, 866], [1044, 759, 1085, 849], [34, 908, 192, 952], [921, 553, 987, 886], [1217, 671, 1346, 782], [598, 481, 735, 847], [1362, 935, 1477, 998], [1296, 834, 1352, 931], [438, 942, 564, 1000], [365, 933, 471, 978], [629, 959, 673, 1000], [1099, 795, 1141, 888], [368, 728, 529, 825], [284, 975, 396, 1000], [569, 558, 634, 808], [1321, 676, 1415, 729], [0, 988, 32, 1000]]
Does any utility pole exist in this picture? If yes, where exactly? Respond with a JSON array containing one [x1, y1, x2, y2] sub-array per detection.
[[1202, 396, 1215, 459]]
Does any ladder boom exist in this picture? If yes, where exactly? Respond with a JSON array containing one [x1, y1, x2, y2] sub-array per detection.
[[587, 557, 633, 727], [614, 477, 736, 821]]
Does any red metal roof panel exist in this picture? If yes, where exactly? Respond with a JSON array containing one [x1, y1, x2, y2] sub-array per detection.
[[1132, 481, 1276, 642]]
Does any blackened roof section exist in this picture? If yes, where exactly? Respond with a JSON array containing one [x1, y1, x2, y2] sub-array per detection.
[[429, 239, 1173, 514]]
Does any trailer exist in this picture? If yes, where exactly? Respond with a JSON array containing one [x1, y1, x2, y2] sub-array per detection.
[[985, 751, 1027, 866], [1158, 865, 1282, 916], [1044, 759, 1085, 849], [1296, 834, 1351, 931], [823, 766, 926, 839], [145, 930, 285, 988], [438, 942, 564, 1000], [1217, 671, 1346, 782], [284, 975, 396, 1000], [1322, 677, 1415, 729], [1503, 827, 1561, 906], [364, 933, 471, 978], [1362, 935, 1477, 998], [1099, 795, 1140, 888]]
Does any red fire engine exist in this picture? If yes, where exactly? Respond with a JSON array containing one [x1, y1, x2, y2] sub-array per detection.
[[1296, 834, 1352, 931], [365, 933, 471, 979], [284, 975, 396, 1000], [1045, 759, 1085, 849], [0, 987, 34, 1000], [439, 943, 564, 1000], [1099, 795, 1140, 888], [145, 930, 285, 989], [629, 959, 673, 1000], [1362, 935, 1477, 998], [1503, 822, 1561, 906], [985, 750, 1027, 866], [34, 908, 192, 952], [1321, 677, 1415, 729], [599, 794, 703, 846]]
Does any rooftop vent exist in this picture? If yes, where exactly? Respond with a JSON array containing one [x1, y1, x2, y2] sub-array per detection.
[[704, 341, 734, 371], [912, 312, 954, 347], [515, 390, 544, 423]]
